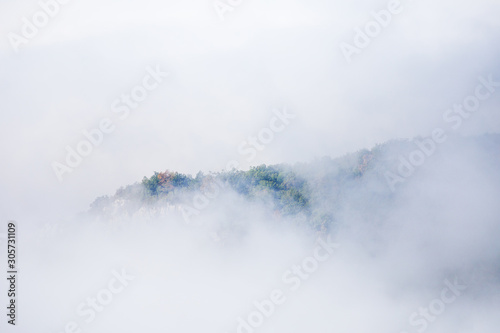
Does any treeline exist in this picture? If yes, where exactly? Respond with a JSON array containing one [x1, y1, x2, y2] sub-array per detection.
[[88, 145, 383, 231], [140, 164, 311, 216], [89, 134, 500, 231]]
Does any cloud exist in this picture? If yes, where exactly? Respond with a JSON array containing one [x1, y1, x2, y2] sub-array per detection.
[[0, 2, 500, 330]]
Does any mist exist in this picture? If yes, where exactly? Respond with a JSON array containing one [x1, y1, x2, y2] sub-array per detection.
[[1, 0, 500, 332], [1, 134, 498, 333]]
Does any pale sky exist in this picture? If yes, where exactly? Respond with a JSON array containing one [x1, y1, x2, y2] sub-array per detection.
[[1, 0, 499, 217], [1, 3, 500, 333]]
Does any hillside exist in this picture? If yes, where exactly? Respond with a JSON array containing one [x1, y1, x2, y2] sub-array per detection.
[[87, 133, 500, 234]]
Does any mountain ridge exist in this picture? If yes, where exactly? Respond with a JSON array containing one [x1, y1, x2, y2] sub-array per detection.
[[87, 133, 500, 233]]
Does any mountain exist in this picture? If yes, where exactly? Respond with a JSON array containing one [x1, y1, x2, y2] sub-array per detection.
[[86, 133, 500, 236]]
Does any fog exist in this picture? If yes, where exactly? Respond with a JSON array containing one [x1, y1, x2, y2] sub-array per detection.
[[8, 136, 500, 333], [1, 0, 500, 332]]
